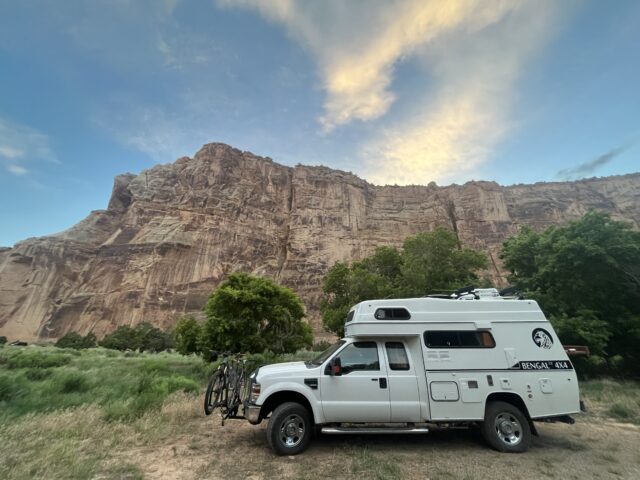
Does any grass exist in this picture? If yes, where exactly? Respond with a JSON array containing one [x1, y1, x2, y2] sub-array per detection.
[[580, 379, 640, 424], [1, 345, 639, 479], [0, 345, 212, 421]]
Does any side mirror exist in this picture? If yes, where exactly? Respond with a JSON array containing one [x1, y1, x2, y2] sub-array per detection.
[[329, 357, 342, 376]]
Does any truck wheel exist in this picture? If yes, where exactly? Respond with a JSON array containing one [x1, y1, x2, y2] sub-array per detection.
[[266, 402, 312, 455], [481, 401, 531, 453]]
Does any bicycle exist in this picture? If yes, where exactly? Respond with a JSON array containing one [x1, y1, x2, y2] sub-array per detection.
[[203, 352, 250, 425]]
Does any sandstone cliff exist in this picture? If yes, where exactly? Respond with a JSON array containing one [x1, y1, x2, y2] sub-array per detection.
[[1, 143, 638, 341]]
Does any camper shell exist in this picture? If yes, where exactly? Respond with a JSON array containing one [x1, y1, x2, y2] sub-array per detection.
[[242, 289, 581, 455]]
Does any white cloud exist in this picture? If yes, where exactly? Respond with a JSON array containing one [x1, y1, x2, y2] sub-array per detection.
[[219, 0, 515, 132], [220, 0, 566, 185], [0, 118, 57, 176]]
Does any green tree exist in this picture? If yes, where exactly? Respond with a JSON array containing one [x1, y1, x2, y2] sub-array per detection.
[[136, 322, 174, 352], [321, 229, 488, 336], [55, 331, 97, 349], [0, 336, 8, 345], [501, 211, 640, 375], [201, 272, 312, 354], [400, 228, 487, 296], [99, 325, 140, 351], [173, 316, 202, 355]]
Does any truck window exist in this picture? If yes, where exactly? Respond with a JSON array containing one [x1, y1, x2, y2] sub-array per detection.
[[345, 311, 355, 323], [424, 331, 495, 349], [374, 308, 411, 320], [339, 342, 380, 374], [385, 342, 410, 370]]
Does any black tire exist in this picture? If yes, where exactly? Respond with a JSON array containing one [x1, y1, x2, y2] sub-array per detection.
[[204, 372, 224, 416], [481, 401, 531, 453], [266, 402, 313, 455]]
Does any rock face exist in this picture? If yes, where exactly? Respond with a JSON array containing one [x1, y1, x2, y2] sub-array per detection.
[[1, 143, 639, 341]]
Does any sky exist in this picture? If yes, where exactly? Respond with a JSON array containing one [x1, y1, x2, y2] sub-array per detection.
[[0, 0, 639, 247]]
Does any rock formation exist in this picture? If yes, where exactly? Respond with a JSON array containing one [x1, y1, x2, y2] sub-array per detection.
[[1, 143, 638, 341]]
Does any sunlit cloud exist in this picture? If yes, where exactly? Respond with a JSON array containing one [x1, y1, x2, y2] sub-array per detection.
[[220, 0, 566, 185], [0, 118, 57, 176]]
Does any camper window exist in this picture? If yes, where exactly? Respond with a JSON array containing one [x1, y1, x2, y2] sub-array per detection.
[[374, 308, 411, 320], [424, 331, 495, 349]]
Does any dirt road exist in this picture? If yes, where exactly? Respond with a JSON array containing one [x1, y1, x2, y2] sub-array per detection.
[[126, 398, 640, 480]]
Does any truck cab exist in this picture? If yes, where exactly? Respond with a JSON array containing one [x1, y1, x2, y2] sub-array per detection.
[[244, 289, 581, 455]]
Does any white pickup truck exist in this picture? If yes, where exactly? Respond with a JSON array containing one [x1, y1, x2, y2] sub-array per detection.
[[243, 289, 581, 455]]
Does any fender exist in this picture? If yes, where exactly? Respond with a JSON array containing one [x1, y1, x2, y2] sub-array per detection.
[[257, 381, 326, 424]]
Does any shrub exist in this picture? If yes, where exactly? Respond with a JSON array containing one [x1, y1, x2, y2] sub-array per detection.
[[57, 372, 90, 393], [99, 323, 173, 352], [173, 317, 202, 355], [0, 336, 7, 345], [56, 332, 97, 349]]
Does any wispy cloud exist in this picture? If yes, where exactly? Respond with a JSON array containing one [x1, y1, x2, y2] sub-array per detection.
[[220, 0, 507, 132], [0, 118, 57, 176], [221, 0, 567, 185], [556, 145, 630, 180]]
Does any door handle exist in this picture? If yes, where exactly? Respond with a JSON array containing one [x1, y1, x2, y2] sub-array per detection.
[[379, 378, 387, 389]]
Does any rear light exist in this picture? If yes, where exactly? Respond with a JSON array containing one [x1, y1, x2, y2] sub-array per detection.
[[250, 383, 261, 403]]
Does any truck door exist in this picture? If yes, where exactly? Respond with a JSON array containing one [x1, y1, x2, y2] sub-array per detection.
[[384, 341, 421, 422], [320, 341, 391, 422]]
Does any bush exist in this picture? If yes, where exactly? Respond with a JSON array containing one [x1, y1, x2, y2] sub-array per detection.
[[0, 336, 7, 345], [173, 317, 202, 356], [56, 332, 97, 350], [57, 372, 90, 393], [99, 323, 173, 352]]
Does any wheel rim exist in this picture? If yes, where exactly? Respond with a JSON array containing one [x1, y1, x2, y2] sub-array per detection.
[[279, 414, 305, 448], [494, 412, 523, 446]]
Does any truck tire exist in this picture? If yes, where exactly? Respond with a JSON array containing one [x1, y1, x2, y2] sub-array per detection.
[[481, 401, 531, 453], [266, 402, 312, 455]]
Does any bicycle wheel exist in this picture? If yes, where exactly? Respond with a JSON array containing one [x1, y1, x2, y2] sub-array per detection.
[[204, 371, 225, 416]]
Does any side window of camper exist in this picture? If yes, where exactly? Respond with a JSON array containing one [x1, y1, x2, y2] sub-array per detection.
[[339, 342, 380, 373], [374, 308, 411, 320], [385, 342, 410, 370], [423, 331, 495, 349], [345, 311, 355, 323]]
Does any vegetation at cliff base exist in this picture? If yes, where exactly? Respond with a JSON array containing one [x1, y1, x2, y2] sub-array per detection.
[[501, 211, 640, 376], [98, 322, 174, 352], [321, 228, 487, 336]]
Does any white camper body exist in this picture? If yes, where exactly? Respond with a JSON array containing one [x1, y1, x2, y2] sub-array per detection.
[[244, 290, 581, 455]]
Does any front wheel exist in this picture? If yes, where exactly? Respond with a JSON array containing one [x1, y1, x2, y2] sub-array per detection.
[[481, 401, 531, 453], [266, 402, 313, 455]]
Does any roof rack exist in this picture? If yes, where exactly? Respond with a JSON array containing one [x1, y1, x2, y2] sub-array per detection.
[[426, 286, 523, 301]]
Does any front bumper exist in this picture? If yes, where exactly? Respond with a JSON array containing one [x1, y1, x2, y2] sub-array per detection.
[[244, 404, 261, 425]]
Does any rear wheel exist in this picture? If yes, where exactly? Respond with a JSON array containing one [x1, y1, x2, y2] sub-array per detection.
[[481, 401, 531, 453], [266, 402, 313, 455], [204, 372, 224, 416]]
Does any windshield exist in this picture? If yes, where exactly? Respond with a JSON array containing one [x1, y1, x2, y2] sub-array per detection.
[[307, 340, 345, 366]]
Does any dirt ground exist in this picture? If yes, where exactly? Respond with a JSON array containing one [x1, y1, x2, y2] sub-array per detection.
[[123, 398, 640, 480]]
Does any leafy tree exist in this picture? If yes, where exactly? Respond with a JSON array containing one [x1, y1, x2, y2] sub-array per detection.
[[501, 211, 640, 375], [0, 336, 7, 345], [321, 228, 487, 336], [173, 316, 202, 355], [56, 331, 97, 349], [136, 322, 174, 352], [400, 228, 487, 296], [99, 325, 140, 351], [201, 272, 312, 354]]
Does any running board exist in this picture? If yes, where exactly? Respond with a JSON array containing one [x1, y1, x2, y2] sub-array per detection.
[[321, 427, 429, 435]]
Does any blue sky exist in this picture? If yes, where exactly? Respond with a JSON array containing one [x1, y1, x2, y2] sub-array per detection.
[[1, 0, 639, 247]]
